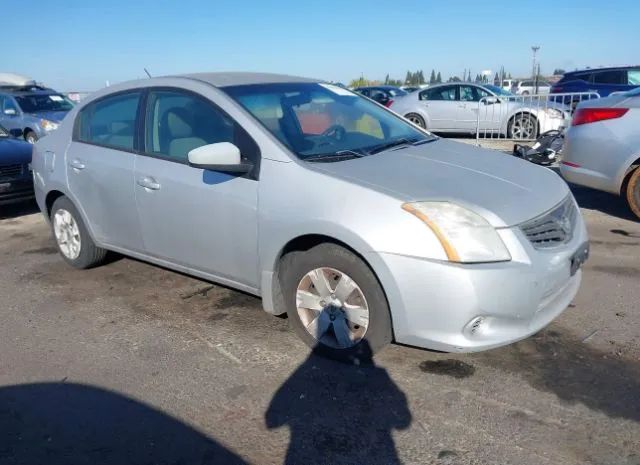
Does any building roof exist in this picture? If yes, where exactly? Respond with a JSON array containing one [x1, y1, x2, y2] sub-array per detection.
[[174, 72, 320, 87]]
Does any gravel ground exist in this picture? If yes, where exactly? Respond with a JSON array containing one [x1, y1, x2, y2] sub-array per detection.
[[0, 186, 639, 465]]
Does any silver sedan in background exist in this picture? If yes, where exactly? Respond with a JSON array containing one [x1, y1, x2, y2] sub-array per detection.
[[561, 88, 640, 219], [32, 72, 588, 361], [390, 82, 570, 139]]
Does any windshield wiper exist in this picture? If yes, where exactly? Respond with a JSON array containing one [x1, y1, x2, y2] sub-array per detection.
[[304, 150, 366, 162], [367, 138, 422, 155]]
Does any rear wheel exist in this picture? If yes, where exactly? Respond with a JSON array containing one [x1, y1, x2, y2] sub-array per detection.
[[50, 196, 107, 269], [625, 167, 640, 220], [280, 243, 392, 363], [405, 113, 426, 129]]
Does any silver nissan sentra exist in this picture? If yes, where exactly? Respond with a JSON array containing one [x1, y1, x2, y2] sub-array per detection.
[[32, 72, 589, 361]]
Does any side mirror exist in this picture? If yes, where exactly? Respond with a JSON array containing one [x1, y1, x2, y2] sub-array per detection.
[[4, 108, 17, 116], [187, 142, 252, 174], [483, 97, 500, 105]]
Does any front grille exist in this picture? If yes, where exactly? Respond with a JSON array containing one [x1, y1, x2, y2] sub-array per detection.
[[520, 196, 577, 249], [0, 164, 23, 178]]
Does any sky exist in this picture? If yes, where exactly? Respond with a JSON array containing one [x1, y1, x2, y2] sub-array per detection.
[[5, 0, 639, 91]]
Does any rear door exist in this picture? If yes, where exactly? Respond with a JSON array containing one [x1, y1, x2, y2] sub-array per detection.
[[67, 91, 145, 252], [418, 85, 459, 131], [133, 88, 260, 287]]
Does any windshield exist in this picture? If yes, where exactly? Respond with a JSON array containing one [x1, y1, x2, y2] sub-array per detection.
[[15, 94, 74, 113], [483, 84, 514, 96], [223, 82, 434, 160]]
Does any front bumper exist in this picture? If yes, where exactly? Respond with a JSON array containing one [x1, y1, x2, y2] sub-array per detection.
[[367, 207, 588, 353]]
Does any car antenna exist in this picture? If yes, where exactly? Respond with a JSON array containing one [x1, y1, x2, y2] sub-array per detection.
[[144, 68, 152, 78]]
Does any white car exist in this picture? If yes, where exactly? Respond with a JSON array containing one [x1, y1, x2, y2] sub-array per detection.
[[501, 79, 518, 92], [512, 80, 551, 95], [390, 82, 570, 139]]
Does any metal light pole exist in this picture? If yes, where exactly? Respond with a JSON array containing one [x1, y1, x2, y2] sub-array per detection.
[[531, 46, 540, 92]]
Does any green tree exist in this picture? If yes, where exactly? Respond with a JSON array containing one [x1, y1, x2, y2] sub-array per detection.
[[494, 72, 500, 85], [429, 69, 436, 84], [384, 74, 390, 85], [405, 71, 412, 85], [553, 68, 566, 75], [436, 71, 442, 83]]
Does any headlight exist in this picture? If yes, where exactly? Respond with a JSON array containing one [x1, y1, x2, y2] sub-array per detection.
[[402, 202, 511, 263], [545, 108, 564, 119], [40, 119, 59, 131]]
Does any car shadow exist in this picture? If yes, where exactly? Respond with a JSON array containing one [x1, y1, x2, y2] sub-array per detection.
[[266, 340, 411, 465], [0, 200, 39, 220], [0, 382, 248, 465], [569, 184, 638, 222]]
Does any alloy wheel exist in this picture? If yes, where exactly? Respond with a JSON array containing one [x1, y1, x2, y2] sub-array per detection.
[[511, 116, 536, 139], [53, 209, 82, 260], [295, 267, 369, 349]]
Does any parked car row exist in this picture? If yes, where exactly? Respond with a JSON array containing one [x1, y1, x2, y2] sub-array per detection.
[[0, 124, 34, 205]]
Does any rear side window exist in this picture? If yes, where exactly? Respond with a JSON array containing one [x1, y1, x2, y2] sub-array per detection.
[[420, 86, 457, 101], [76, 92, 141, 151], [592, 70, 626, 85]]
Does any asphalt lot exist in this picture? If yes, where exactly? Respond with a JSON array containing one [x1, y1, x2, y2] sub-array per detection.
[[1, 184, 639, 465]]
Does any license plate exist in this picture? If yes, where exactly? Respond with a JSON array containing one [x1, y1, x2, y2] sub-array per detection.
[[0, 182, 10, 193], [570, 242, 590, 276]]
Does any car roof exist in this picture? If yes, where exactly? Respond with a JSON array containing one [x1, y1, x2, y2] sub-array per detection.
[[174, 72, 319, 87], [564, 65, 640, 75], [0, 86, 59, 96]]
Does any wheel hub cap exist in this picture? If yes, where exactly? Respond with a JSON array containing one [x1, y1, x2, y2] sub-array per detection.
[[295, 267, 369, 349], [53, 209, 81, 260]]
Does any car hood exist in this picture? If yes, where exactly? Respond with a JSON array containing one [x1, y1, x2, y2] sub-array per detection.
[[0, 137, 32, 165], [28, 110, 68, 122], [310, 139, 570, 227]]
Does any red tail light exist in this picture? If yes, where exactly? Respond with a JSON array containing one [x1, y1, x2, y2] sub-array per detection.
[[385, 99, 394, 108], [572, 108, 628, 126]]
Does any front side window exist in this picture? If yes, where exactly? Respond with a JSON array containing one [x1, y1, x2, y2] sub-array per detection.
[[459, 86, 476, 102], [2, 96, 18, 114], [628, 70, 640, 85], [15, 94, 74, 113], [224, 83, 433, 160], [143, 89, 259, 166], [76, 92, 141, 151]]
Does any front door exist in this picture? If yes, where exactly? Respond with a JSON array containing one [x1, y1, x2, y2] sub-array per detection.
[[67, 91, 144, 252], [134, 89, 260, 288]]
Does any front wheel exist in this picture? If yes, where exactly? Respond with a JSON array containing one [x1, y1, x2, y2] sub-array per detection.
[[280, 244, 392, 363], [508, 113, 538, 140], [625, 167, 640, 220], [51, 196, 108, 269], [24, 130, 37, 144]]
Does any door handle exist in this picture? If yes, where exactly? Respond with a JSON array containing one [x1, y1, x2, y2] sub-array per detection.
[[69, 159, 86, 171], [137, 176, 161, 191]]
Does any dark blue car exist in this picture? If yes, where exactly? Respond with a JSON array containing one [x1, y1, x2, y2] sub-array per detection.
[[0, 124, 34, 205], [551, 66, 640, 97]]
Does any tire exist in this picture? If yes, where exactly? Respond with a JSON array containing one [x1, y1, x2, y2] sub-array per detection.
[[405, 113, 426, 129], [24, 130, 37, 144], [50, 196, 107, 269], [280, 243, 392, 363], [625, 167, 640, 220], [508, 113, 538, 140]]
